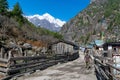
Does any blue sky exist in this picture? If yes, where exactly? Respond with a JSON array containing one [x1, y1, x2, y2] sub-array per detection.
[[7, 0, 90, 21]]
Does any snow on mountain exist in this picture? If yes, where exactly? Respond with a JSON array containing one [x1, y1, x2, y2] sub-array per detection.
[[25, 13, 66, 31]]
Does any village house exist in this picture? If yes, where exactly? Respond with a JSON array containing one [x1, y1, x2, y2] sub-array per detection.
[[103, 42, 120, 76], [48, 40, 79, 55]]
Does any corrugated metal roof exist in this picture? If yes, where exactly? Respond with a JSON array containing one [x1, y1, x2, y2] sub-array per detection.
[[94, 40, 104, 46]]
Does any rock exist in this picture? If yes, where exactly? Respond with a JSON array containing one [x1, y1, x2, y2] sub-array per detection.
[[23, 43, 32, 49]]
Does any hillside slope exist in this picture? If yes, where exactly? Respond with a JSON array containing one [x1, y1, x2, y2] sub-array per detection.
[[0, 14, 63, 46], [60, 0, 120, 44]]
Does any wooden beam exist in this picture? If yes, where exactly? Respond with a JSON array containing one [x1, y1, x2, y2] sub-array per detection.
[[9, 56, 47, 61], [99, 67, 109, 79], [0, 63, 8, 67], [0, 58, 9, 63], [106, 63, 120, 71], [8, 58, 65, 73], [94, 64, 101, 74], [95, 58, 106, 66], [94, 56, 113, 61], [94, 64, 109, 79], [9, 59, 49, 68], [2, 62, 56, 80], [7, 59, 59, 73], [106, 70, 117, 80], [7, 62, 43, 73], [0, 67, 8, 73]]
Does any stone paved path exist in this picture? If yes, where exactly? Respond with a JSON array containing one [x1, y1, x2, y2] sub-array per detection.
[[17, 51, 97, 80]]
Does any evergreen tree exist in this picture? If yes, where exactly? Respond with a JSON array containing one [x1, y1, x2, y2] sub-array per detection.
[[0, 0, 8, 15], [12, 2, 23, 16], [12, 2, 24, 25]]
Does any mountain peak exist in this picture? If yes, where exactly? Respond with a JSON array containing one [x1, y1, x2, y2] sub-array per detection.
[[26, 13, 66, 27], [25, 13, 66, 31], [43, 13, 54, 19], [43, 13, 66, 26]]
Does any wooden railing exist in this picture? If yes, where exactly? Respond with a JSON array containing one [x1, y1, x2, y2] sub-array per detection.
[[91, 50, 120, 80], [0, 51, 79, 80]]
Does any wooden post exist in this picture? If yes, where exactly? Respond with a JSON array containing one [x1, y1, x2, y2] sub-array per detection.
[[1, 47, 4, 58], [19, 47, 23, 56], [8, 51, 12, 59], [24, 50, 27, 56], [108, 49, 113, 80]]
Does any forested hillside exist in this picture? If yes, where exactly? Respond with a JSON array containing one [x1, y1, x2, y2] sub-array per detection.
[[61, 0, 120, 44], [0, 0, 63, 45]]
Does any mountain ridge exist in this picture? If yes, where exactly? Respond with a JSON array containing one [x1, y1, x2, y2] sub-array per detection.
[[25, 13, 66, 31], [60, 0, 120, 44]]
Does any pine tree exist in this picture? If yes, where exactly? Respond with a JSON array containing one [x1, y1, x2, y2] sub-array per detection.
[[12, 2, 24, 25], [12, 2, 23, 16], [0, 0, 8, 15]]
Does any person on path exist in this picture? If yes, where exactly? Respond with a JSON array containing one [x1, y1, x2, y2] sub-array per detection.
[[84, 50, 91, 69]]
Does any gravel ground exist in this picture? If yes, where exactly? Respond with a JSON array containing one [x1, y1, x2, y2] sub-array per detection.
[[16, 51, 97, 80]]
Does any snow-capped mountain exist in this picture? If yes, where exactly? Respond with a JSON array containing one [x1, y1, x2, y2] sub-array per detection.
[[25, 13, 66, 31]]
